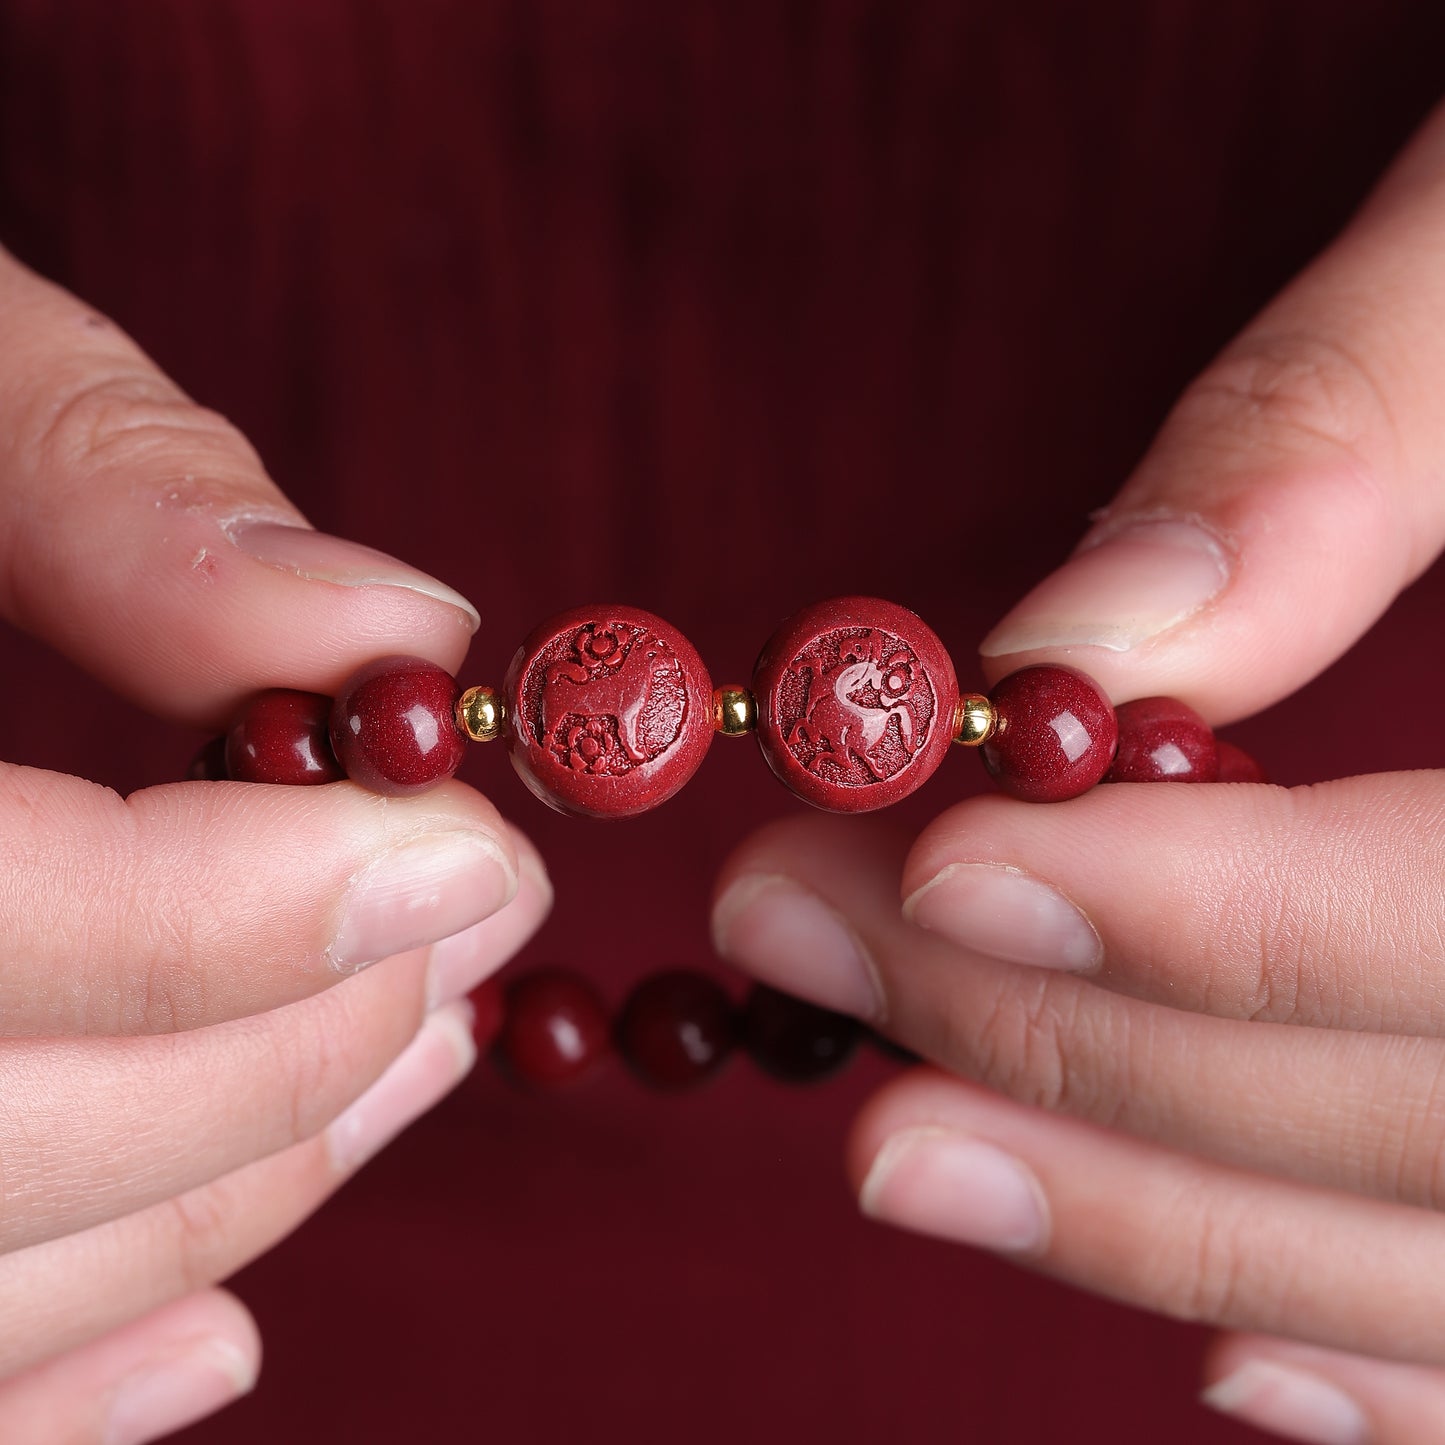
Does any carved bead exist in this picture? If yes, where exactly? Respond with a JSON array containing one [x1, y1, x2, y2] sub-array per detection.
[[752, 596, 959, 813], [502, 605, 714, 818]]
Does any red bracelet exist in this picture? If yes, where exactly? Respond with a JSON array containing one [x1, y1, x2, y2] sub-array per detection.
[[207, 594, 1265, 815]]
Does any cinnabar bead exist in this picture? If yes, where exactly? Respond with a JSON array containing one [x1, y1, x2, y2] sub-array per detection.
[[499, 969, 611, 1086], [981, 664, 1118, 802], [188, 736, 229, 781], [469, 975, 506, 1055], [227, 689, 345, 785], [753, 596, 959, 812], [1105, 696, 1218, 784], [329, 656, 466, 796], [1216, 739, 1269, 783], [504, 605, 714, 818], [615, 970, 736, 1090], [741, 984, 861, 1083]]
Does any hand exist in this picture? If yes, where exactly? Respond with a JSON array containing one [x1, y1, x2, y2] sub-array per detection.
[[713, 101, 1445, 1444], [0, 245, 551, 1443]]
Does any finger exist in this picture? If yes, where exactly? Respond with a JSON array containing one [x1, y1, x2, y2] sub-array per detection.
[[0, 1000, 474, 1379], [0, 772, 531, 1035], [977, 101, 1445, 719], [711, 815, 1445, 1210], [0, 245, 477, 724], [0, 1289, 258, 1445], [0, 843, 546, 1254], [899, 774, 1445, 1034], [850, 1070, 1445, 1367], [1203, 1335, 1445, 1445]]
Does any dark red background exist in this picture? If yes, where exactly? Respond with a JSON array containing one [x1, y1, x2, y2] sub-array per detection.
[[1, 3, 1442, 1441]]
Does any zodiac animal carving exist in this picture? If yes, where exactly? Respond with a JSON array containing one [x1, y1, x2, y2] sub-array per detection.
[[789, 631, 922, 780], [541, 627, 684, 765]]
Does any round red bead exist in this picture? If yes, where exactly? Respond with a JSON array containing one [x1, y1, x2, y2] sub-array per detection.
[[615, 970, 736, 1090], [329, 656, 466, 797], [503, 605, 714, 818], [1106, 696, 1218, 784], [981, 664, 1118, 802], [499, 969, 611, 1086], [752, 596, 959, 813], [741, 984, 861, 1083], [227, 689, 345, 785], [1216, 739, 1269, 783]]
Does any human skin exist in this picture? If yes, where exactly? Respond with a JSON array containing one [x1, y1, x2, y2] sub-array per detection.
[[713, 98, 1445, 1445], [0, 244, 552, 1442]]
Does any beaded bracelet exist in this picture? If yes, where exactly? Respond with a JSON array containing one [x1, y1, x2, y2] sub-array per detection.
[[203, 595, 1265, 816]]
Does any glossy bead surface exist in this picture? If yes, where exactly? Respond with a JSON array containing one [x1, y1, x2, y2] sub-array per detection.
[[1105, 696, 1218, 784], [741, 984, 861, 1083], [227, 689, 344, 785], [499, 969, 611, 1086], [1217, 739, 1269, 783], [615, 970, 736, 1090], [329, 656, 466, 796], [504, 605, 714, 818], [981, 664, 1118, 802], [753, 596, 959, 813]]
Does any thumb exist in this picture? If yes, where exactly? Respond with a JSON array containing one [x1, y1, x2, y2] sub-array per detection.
[[0, 245, 478, 725], [979, 100, 1445, 722]]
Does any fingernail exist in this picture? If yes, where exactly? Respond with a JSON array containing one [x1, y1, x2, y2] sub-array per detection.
[[1202, 1361, 1371, 1445], [326, 1000, 477, 1171], [859, 1127, 1049, 1254], [104, 1337, 255, 1445], [423, 847, 553, 1009], [904, 863, 1101, 971], [980, 518, 1230, 656], [330, 831, 517, 975], [224, 519, 480, 631], [712, 874, 884, 1021]]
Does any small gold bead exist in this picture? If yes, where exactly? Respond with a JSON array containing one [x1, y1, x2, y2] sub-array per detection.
[[712, 684, 757, 737], [457, 685, 506, 742], [953, 693, 996, 747]]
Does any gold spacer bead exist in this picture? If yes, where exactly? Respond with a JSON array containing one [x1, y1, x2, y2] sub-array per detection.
[[712, 684, 757, 737], [953, 692, 996, 747], [457, 684, 506, 743]]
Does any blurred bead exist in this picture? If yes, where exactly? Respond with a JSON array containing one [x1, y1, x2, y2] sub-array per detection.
[[469, 974, 506, 1054], [329, 656, 466, 796], [457, 684, 506, 742], [981, 665, 1118, 802], [953, 692, 996, 747], [1216, 739, 1270, 783], [712, 684, 757, 737], [504, 605, 714, 818], [227, 689, 344, 785], [753, 596, 959, 812], [500, 969, 611, 1086], [616, 970, 736, 1089], [741, 984, 861, 1083], [869, 1029, 921, 1065], [1106, 696, 1218, 784], [187, 736, 229, 781]]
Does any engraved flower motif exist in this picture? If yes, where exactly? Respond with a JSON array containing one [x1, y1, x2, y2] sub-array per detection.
[[561, 716, 618, 774], [880, 655, 915, 701], [573, 624, 627, 670]]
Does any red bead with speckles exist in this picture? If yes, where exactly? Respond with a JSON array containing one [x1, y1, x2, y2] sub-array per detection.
[[981, 665, 1118, 802], [329, 656, 466, 797], [615, 970, 736, 1089], [500, 969, 611, 1085], [753, 596, 959, 813], [1217, 739, 1269, 783], [1105, 696, 1218, 784], [227, 689, 345, 785], [504, 605, 714, 818]]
